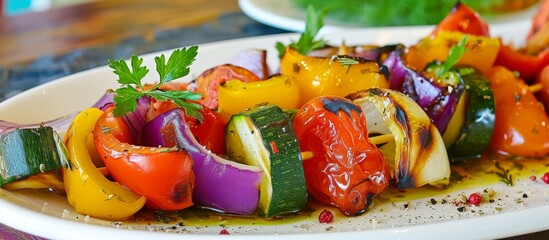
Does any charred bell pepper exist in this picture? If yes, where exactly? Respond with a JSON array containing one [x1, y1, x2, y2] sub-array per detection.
[[487, 66, 549, 157], [292, 96, 391, 216], [280, 47, 389, 106], [430, 1, 490, 37], [348, 88, 451, 188], [63, 108, 146, 220], [93, 106, 195, 211], [217, 74, 300, 117]]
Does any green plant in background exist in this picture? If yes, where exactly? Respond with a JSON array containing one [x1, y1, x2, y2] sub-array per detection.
[[292, 0, 510, 27]]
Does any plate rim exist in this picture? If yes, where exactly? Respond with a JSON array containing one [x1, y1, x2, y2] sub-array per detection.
[[0, 23, 548, 240]]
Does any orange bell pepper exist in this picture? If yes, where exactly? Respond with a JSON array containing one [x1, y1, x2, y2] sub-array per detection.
[[406, 31, 500, 74], [487, 66, 549, 157]]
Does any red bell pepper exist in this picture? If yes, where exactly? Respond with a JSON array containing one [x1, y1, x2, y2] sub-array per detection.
[[292, 96, 391, 216], [93, 106, 195, 211], [431, 1, 490, 37], [494, 43, 549, 82]]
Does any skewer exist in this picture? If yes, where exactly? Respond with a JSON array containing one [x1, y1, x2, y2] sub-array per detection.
[[301, 133, 394, 160], [529, 83, 543, 93]]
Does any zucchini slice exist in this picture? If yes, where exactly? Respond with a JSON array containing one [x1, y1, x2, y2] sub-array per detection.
[[445, 67, 496, 161], [0, 127, 68, 186], [226, 103, 307, 217]]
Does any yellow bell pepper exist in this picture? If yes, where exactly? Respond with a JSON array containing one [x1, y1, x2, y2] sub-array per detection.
[[63, 108, 146, 220], [442, 94, 466, 147], [217, 74, 300, 117], [406, 31, 500, 74], [280, 47, 389, 106]]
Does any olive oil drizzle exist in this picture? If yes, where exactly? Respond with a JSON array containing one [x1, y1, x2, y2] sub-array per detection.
[[128, 153, 549, 228]]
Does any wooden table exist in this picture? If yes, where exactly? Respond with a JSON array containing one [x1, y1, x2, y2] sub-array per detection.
[[0, 0, 241, 66], [0, 0, 548, 239]]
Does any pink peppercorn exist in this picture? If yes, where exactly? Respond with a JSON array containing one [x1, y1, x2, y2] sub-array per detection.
[[542, 172, 549, 184], [318, 209, 334, 223], [468, 192, 482, 206], [219, 229, 230, 235]]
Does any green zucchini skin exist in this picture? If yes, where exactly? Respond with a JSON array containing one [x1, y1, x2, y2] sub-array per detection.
[[448, 67, 496, 161], [0, 127, 68, 186], [226, 103, 307, 217]]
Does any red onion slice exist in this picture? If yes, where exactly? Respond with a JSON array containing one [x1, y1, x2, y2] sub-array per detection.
[[141, 109, 262, 215], [383, 45, 464, 134]]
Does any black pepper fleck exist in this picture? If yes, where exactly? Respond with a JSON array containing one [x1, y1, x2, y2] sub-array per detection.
[[457, 206, 466, 212], [523, 193, 528, 198]]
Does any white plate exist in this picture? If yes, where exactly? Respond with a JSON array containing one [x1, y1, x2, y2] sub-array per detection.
[[0, 21, 548, 240], [239, 0, 540, 32]]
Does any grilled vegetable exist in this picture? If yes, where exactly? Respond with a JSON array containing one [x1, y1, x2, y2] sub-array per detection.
[[226, 103, 307, 217], [292, 96, 390, 215], [431, 1, 490, 37], [141, 108, 263, 215], [0, 127, 68, 187], [94, 105, 195, 211], [487, 66, 549, 157], [348, 88, 451, 188], [145, 99, 228, 155], [64, 108, 146, 220], [406, 31, 500, 75], [444, 67, 496, 161], [2, 172, 64, 191], [193, 64, 261, 109], [229, 49, 270, 79], [218, 75, 300, 117], [280, 47, 389, 105], [384, 45, 465, 134]]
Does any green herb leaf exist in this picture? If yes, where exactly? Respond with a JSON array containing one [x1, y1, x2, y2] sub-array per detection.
[[109, 46, 203, 120], [108, 55, 149, 86], [335, 56, 359, 66], [154, 46, 198, 85], [437, 36, 469, 78], [494, 162, 513, 186], [276, 5, 328, 58]]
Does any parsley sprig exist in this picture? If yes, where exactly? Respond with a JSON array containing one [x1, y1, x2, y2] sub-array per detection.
[[108, 46, 203, 120], [275, 5, 328, 58], [437, 36, 469, 78]]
